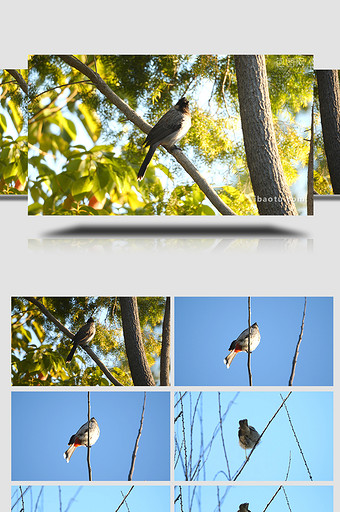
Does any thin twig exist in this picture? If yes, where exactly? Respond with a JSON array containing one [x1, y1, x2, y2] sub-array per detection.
[[280, 393, 313, 480], [233, 392, 292, 480], [288, 297, 307, 386], [175, 391, 188, 408], [262, 487, 282, 512], [58, 486, 62, 512], [87, 392, 92, 481], [191, 392, 239, 481], [217, 392, 231, 479], [178, 486, 184, 512], [11, 487, 30, 511], [180, 392, 189, 480], [34, 487, 43, 512], [20, 486, 25, 512], [128, 392, 146, 480], [282, 488, 293, 512], [64, 487, 83, 512], [32, 80, 92, 99], [247, 297, 252, 386], [189, 392, 202, 477], [114, 487, 135, 512]]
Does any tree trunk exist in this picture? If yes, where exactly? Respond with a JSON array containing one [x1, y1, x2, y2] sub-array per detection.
[[234, 55, 298, 215], [119, 297, 155, 386], [160, 297, 171, 386], [316, 70, 340, 194]]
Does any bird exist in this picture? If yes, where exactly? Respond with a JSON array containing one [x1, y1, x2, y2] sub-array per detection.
[[224, 322, 260, 368], [65, 317, 96, 363], [238, 419, 260, 458], [63, 417, 100, 462], [137, 97, 191, 180], [237, 504, 251, 512]]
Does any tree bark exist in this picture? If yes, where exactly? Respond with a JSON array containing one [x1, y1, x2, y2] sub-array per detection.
[[307, 106, 314, 215], [235, 55, 298, 215], [119, 297, 155, 386], [160, 297, 171, 386], [316, 70, 340, 194]]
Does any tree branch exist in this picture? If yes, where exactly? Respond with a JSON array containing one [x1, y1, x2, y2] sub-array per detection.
[[288, 297, 307, 386], [160, 297, 171, 386], [280, 393, 312, 480], [57, 54, 236, 216], [233, 392, 292, 480], [24, 297, 123, 386], [128, 392, 146, 480], [114, 487, 135, 512], [87, 392, 92, 481], [5, 69, 28, 94], [247, 297, 252, 386]]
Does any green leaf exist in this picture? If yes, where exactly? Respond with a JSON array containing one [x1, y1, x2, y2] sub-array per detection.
[[71, 176, 93, 199]]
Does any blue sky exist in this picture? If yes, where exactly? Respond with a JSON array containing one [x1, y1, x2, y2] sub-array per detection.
[[174, 297, 333, 386], [11, 485, 170, 512], [174, 391, 333, 481], [12, 391, 170, 481], [176, 485, 332, 512]]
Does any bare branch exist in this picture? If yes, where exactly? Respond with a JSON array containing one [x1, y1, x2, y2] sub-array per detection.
[[57, 55, 236, 216], [247, 297, 252, 386], [64, 488, 83, 512], [34, 487, 43, 512], [288, 297, 307, 386], [128, 392, 147, 480], [87, 392, 92, 481], [58, 486, 62, 512], [280, 393, 313, 480], [24, 297, 123, 386], [11, 487, 31, 511], [114, 487, 135, 512], [233, 392, 292, 480], [262, 487, 283, 512], [217, 392, 231, 480], [282, 488, 293, 512]]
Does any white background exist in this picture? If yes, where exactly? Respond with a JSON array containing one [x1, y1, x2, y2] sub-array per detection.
[[2, 1, 339, 509]]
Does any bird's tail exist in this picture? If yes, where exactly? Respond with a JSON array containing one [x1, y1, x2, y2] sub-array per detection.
[[65, 343, 77, 363], [137, 146, 156, 180], [63, 444, 76, 463], [224, 350, 237, 368]]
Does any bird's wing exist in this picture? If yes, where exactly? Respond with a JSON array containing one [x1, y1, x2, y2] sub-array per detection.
[[73, 322, 94, 344], [75, 419, 90, 436], [144, 108, 183, 147]]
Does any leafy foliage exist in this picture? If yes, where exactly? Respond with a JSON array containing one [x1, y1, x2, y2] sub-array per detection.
[[11, 296, 166, 386], [28, 55, 312, 214], [0, 69, 28, 194]]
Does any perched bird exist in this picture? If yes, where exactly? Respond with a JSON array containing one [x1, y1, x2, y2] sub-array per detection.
[[137, 97, 191, 180], [237, 504, 251, 512], [65, 317, 96, 363], [224, 322, 260, 368], [238, 419, 260, 457], [63, 417, 100, 462]]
